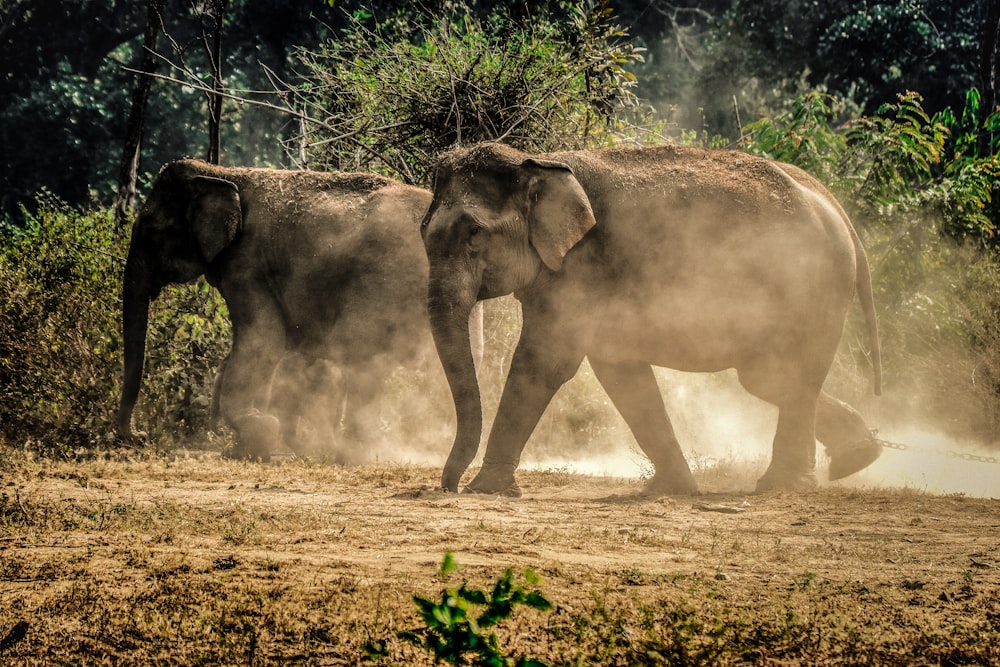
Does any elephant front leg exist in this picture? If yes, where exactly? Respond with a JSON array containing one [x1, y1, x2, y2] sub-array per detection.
[[589, 359, 698, 495], [218, 332, 283, 462], [755, 395, 819, 492], [465, 342, 582, 497]]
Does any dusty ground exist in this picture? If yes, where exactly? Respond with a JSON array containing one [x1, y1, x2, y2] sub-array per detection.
[[1, 448, 999, 665]]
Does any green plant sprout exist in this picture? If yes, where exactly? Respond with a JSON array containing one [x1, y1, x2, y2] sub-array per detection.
[[393, 552, 553, 667]]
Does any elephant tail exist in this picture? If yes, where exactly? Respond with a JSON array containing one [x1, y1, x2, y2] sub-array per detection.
[[850, 224, 882, 396]]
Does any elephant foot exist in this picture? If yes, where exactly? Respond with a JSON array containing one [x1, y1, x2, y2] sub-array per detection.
[[463, 463, 522, 497], [230, 411, 278, 462], [323, 447, 367, 467], [115, 425, 148, 446], [441, 467, 466, 493], [641, 471, 700, 497], [754, 468, 817, 493], [827, 434, 882, 481]]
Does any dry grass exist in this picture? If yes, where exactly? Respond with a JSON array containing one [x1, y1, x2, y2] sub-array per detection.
[[1, 447, 999, 665]]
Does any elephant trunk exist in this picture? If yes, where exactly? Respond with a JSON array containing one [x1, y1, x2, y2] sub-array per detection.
[[428, 275, 483, 492], [116, 252, 155, 440]]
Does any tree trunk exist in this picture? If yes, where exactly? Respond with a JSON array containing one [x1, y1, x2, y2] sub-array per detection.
[[978, 0, 1000, 157], [206, 0, 226, 164], [115, 0, 164, 229]]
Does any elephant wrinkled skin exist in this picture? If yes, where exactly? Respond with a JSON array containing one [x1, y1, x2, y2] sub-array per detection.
[[117, 159, 480, 460], [421, 142, 882, 497]]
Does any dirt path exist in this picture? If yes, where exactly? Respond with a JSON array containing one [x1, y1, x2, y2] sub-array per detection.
[[1, 452, 999, 664]]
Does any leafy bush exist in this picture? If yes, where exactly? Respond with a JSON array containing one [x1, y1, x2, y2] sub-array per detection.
[[737, 92, 848, 183], [293, 1, 646, 183], [369, 552, 552, 667], [0, 199, 125, 452], [746, 90, 999, 250], [139, 277, 231, 449], [0, 199, 230, 453]]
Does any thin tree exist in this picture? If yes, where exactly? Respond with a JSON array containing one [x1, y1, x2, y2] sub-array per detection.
[[979, 0, 1000, 157], [205, 0, 226, 164], [115, 0, 165, 229]]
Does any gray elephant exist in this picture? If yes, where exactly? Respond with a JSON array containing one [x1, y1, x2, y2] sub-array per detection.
[[117, 159, 480, 460], [421, 142, 882, 496]]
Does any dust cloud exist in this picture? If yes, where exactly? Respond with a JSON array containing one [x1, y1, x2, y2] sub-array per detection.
[[365, 308, 1000, 501], [517, 368, 775, 480], [840, 428, 1000, 498], [517, 374, 1000, 499], [280, 319, 1000, 499], [385, 359, 1000, 499]]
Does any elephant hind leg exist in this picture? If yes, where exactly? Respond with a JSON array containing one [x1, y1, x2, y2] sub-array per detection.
[[817, 391, 881, 480], [753, 396, 819, 492], [737, 366, 820, 492], [589, 358, 698, 495], [315, 366, 346, 457], [269, 355, 344, 458]]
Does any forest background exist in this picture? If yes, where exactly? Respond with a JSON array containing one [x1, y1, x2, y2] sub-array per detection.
[[2, 0, 1000, 469]]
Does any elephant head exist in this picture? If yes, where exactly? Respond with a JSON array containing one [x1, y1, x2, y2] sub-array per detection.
[[116, 161, 241, 441], [421, 143, 596, 490]]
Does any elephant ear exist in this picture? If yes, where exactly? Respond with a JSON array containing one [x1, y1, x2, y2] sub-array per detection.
[[522, 158, 596, 271], [188, 175, 241, 262]]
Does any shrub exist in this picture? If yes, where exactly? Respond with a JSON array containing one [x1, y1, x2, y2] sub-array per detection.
[[292, 1, 646, 183], [0, 199, 125, 452], [373, 552, 552, 667], [139, 277, 231, 449], [0, 199, 230, 453]]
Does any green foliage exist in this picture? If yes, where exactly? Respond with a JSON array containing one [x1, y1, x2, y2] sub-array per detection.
[[0, 200, 230, 453], [740, 92, 848, 183], [1, 0, 991, 221], [745, 90, 999, 248], [388, 552, 553, 667], [294, 1, 646, 183], [744, 89, 1000, 439], [641, 0, 984, 141], [0, 1, 356, 221], [816, 0, 983, 113], [140, 278, 231, 448], [0, 198, 125, 451]]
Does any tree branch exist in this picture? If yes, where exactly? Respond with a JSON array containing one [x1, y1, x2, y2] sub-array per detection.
[[122, 60, 412, 162]]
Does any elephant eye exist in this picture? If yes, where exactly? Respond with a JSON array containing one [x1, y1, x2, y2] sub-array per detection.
[[468, 225, 488, 245]]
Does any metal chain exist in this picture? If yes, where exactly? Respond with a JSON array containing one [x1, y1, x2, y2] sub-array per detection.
[[876, 432, 1000, 465]]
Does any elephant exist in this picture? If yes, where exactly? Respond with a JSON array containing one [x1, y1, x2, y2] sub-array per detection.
[[117, 158, 482, 461], [421, 142, 883, 496]]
